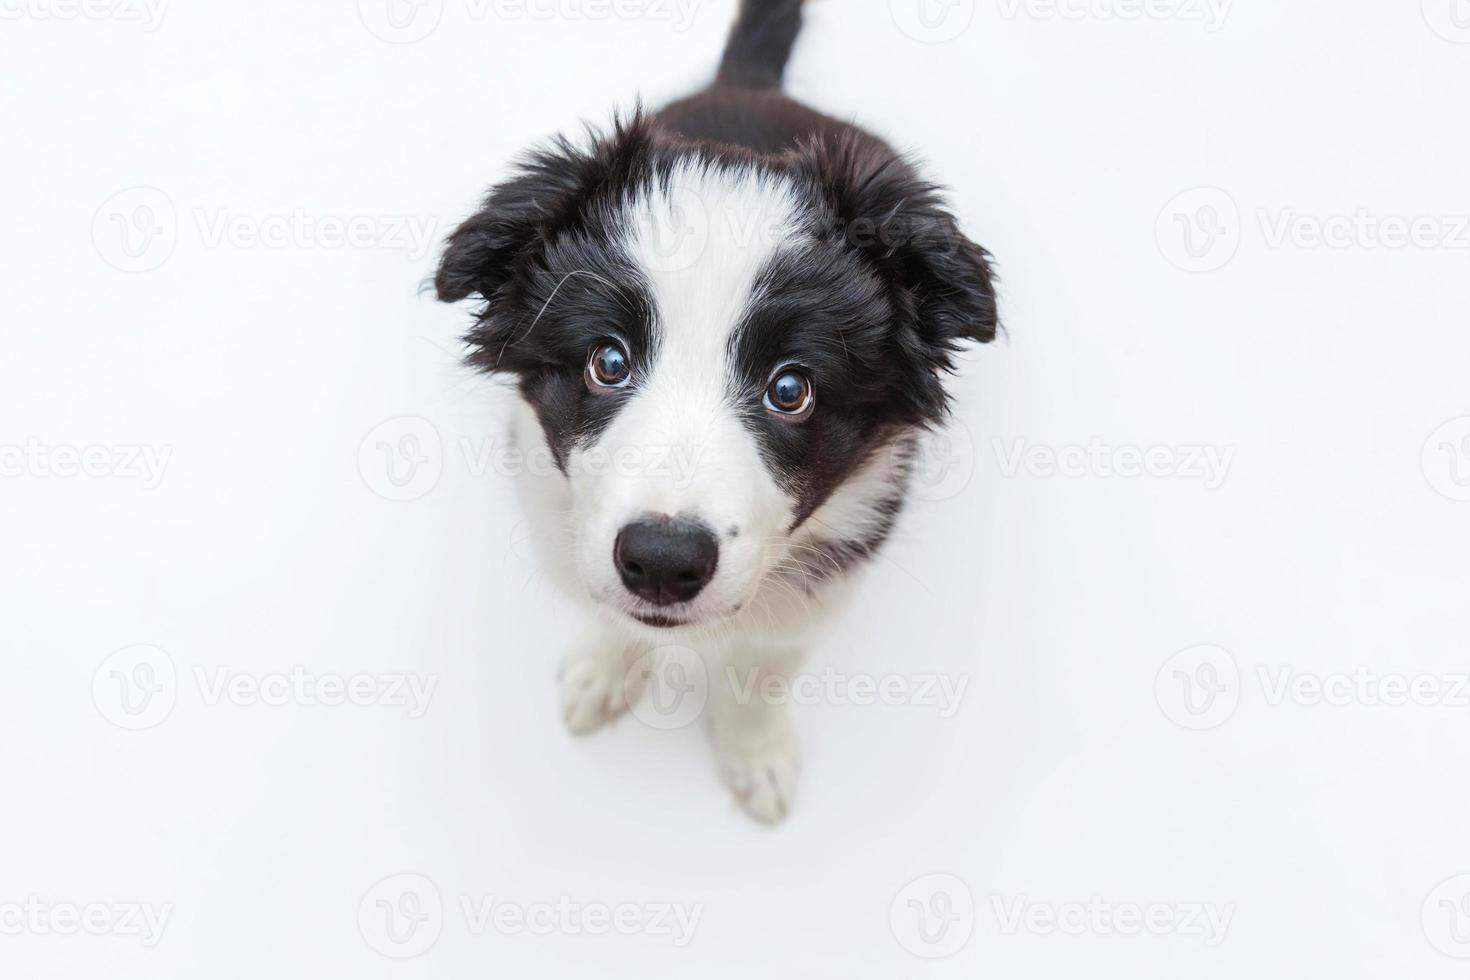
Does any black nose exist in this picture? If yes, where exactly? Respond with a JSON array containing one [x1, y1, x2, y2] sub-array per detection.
[[614, 517, 719, 606]]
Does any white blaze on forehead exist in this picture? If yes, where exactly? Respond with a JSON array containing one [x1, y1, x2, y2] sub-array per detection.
[[623, 160, 807, 398], [585, 162, 807, 515]]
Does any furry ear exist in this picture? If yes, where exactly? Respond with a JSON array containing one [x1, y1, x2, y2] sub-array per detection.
[[436, 113, 658, 376], [436, 112, 659, 307], [434, 137, 591, 305], [798, 135, 1000, 355]]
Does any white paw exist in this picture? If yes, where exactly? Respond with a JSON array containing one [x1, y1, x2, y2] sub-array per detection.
[[558, 649, 633, 736], [717, 721, 800, 824]]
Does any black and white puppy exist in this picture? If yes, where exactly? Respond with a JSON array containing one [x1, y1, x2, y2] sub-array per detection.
[[437, 0, 998, 822]]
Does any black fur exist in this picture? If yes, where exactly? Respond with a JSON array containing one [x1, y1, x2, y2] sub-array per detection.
[[717, 0, 805, 89], [727, 229, 918, 525], [436, 121, 666, 468], [437, 2, 999, 520]]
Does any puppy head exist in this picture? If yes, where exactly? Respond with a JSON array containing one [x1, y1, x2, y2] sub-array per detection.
[[437, 115, 997, 631]]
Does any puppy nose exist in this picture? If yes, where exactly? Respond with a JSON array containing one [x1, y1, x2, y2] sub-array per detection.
[[614, 517, 719, 606]]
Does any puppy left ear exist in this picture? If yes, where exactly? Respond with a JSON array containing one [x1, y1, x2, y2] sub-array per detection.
[[435, 111, 656, 375], [434, 136, 590, 306], [798, 134, 1000, 366]]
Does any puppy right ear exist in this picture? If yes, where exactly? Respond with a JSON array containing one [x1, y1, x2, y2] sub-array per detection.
[[434, 137, 589, 304]]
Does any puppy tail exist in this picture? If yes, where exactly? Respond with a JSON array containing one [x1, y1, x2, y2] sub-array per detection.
[[716, 0, 804, 90]]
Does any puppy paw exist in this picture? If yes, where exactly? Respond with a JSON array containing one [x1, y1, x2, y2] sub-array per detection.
[[558, 649, 633, 736], [717, 718, 800, 824]]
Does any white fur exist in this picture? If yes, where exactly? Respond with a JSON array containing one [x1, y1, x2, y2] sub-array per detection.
[[512, 164, 911, 823]]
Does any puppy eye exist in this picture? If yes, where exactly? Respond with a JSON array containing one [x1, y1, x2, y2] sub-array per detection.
[[586, 341, 631, 390], [764, 369, 814, 418]]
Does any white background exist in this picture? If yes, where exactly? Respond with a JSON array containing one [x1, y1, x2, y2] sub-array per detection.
[[3, 0, 1470, 976]]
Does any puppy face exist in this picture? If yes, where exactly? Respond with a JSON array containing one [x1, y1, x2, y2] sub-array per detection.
[[437, 118, 997, 631]]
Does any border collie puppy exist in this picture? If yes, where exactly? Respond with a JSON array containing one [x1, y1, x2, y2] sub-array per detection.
[[436, 0, 998, 822]]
